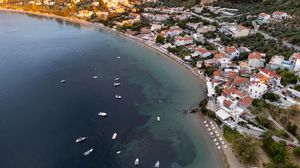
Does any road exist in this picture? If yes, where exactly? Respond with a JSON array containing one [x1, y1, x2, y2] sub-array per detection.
[[267, 114, 299, 146], [256, 30, 300, 51]]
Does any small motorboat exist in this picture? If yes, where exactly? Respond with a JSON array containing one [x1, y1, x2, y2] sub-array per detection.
[[115, 78, 120, 81], [60, 80, 66, 83], [112, 133, 117, 140], [98, 112, 107, 117], [83, 148, 93, 156], [115, 94, 122, 99], [134, 158, 139, 166], [116, 151, 121, 154], [117, 56, 121, 59], [113, 83, 121, 87], [156, 116, 160, 122], [75, 137, 87, 143], [154, 161, 160, 168], [92, 76, 98, 79]]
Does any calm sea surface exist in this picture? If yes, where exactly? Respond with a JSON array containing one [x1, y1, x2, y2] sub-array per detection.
[[0, 11, 222, 168]]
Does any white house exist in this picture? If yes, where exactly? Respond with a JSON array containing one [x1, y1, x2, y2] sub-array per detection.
[[248, 52, 265, 68], [151, 24, 162, 31], [290, 53, 300, 71], [220, 25, 250, 38], [225, 46, 240, 60], [174, 36, 193, 46], [196, 48, 212, 58], [247, 81, 268, 98], [257, 13, 271, 24], [272, 11, 289, 20], [162, 26, 183, 37], [78, 10, 93, 18]]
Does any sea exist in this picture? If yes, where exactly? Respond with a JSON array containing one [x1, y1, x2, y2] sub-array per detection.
[[0, 11, 223, 168]]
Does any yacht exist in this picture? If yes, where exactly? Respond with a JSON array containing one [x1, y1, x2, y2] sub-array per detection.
[[83, 148, 93, 156], [115, 94, 122, 99], [75, 137, 87, 143], [156, 116, 160, 122], [92, 76, 98, 79], [116, 151, 121, 154], [115, 78, 120, 81], [113, 83, 121, 87], [98, 112, 107, 117], [154, 161, 160, 168], [60, 80, 66, 83], [134, 158, 139, 166], [112, 133, 117, 140], [117, 56, 121, 59]]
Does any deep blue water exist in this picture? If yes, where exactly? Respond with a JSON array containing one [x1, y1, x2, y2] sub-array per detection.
[[0, 11, 222, 168]]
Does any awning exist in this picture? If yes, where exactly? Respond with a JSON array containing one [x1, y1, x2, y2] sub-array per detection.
[[216, 109, 231, 120]]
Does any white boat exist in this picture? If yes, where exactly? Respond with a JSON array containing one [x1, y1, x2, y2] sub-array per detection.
[[115, 78, 120, 81], [113, 83, 121, 87], [116, 151, 121, 154], [60, 80, 66, 83], [117, 56, 121, 59], [112, 133, 117, 140], [156, 116, 160, 122], [75, 137, 87, 143], [92, 76, 98, 79], [115, 94, 122, 99], [83, 148, 93, 156], [98, 112, 107, 117], [154, 161, 160, 168], [134, 158, 139, 166]]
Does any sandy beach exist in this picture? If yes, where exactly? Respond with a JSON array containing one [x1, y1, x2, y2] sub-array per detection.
[[0, 7, 242, 168]]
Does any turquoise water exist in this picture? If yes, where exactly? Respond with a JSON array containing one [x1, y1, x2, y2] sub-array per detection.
[[0, 11, 223, 168]]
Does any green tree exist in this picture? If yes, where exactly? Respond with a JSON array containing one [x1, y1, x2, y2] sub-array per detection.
[[262, 131, 289, 163], [263, 93, 280, 102], [293, 147, 300, 157], [156, 34, 165, 45]]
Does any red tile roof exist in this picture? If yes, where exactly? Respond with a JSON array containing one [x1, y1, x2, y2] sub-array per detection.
[[273, 11, 287, 16], [248, 52, 263, 60], [228, 71, 238, 79], [223, 88, 238, 96], [226, 47, 238, 54], [294, 53, 300, 59], [224, 99, 233, 108], [213, 70, 222, 77], [198, 48, 209, 54], [259, 13, 269, 17], [239, 96, 253, 107], [260, 68, 281, 78], [214, 53, 227, 59], [233, 76, 249, 85]]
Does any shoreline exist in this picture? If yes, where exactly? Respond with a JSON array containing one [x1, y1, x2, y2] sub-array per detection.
[[0, 8, 237, 168]]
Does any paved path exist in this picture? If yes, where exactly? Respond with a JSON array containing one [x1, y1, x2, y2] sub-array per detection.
[[256, 30, 300, 51], [267, 114, 299, 145]]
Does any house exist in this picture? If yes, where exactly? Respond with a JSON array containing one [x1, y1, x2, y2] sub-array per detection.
[[92, 1, 99, 6], [247, 81, 268, 98], [225, 46, 240, 60], [258, 68, 281, 88], [267, 55, 294, 70], [215, 53, 230, 68], [220, 25, 250, 38], [238, 95, 253, 109], [186, 22, 202, 31], [161, 26, 183, 37], [196, 48, 212, 58], [96, 11, 109, 20], [248, 52, 265, 68], [257, 13, 271, 24], [150, 24, 162, 31], [272, 11, 289, 20], [197, 25, 216, 34], [174, 36, 193, 46], [78, 10, 93, 18], [290, 53, 300, 71]]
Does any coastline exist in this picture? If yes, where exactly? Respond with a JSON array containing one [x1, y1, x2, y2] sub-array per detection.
[[0, 8, 238, 168]]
